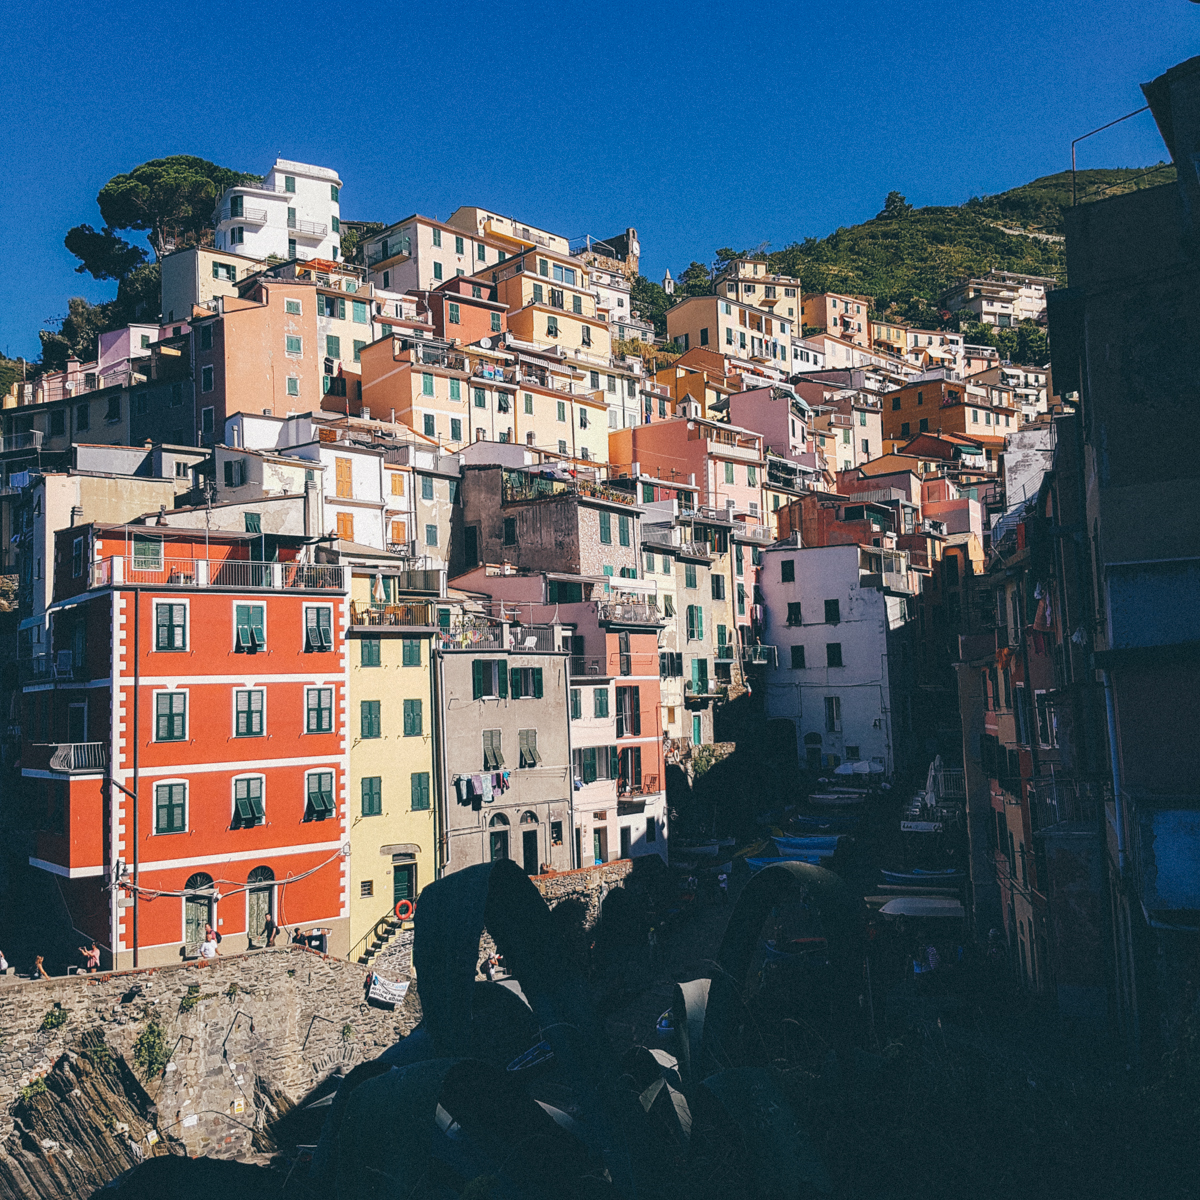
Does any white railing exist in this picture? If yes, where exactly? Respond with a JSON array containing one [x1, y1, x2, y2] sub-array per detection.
[[47, 742, 109, 772], [91, 557, 343, 591]]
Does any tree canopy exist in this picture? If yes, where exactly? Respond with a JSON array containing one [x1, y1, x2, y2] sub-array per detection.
[[66, 155, 257, 281]]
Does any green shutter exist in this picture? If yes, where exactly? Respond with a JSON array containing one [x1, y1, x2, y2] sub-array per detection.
[[473, 659, 484, 700], [609, 746, 620, 779], [497, 661, 508, 699], [510, 669, 523, 701], [696, 608, 703, 641], [532, 667, 543, 698], [599, 512, 611, 543], [582, 747, 597, 784]]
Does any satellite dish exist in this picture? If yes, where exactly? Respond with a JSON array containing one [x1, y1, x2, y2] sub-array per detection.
[[479, 337, 492, 349]]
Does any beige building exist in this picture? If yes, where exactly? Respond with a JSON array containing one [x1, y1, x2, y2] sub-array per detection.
[[714, 258, 803, 321], [800, 292, 873, 347], [160, 246, 267, 325], [665, 295, 795, 370], [361, 215, 513, 295]]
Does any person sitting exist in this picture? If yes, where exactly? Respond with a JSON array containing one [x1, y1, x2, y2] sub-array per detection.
[[199, 932, 220, 961]]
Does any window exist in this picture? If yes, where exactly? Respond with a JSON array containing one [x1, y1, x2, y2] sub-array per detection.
[[594, 687, 609, 718], [361, 637, 381, 667], [824, 696, 842, 733], [700, 327, 709, 346], [900, 422, 910, 437], [570, 688, 581, 720], [233, 777, 265, 828], [287, 376, 300, 396], [724, 462, 735, 484], [285, 334, 304, 358], [401, 638, 421, 667], [824, 599, 840, 624], [826, 643, 843, 667], [326, 334, 341, 360], [155, 603, 186, 650], [307, 687, 333, 733], [235, 689, 264, 736], [547, 316, 559, 337], [305, 605, 333, 651], [423, 414, 436, 437], [618, 514, 630, 546], [359, 700, 381, 740], [155, 692, 186, 741], [491, 311, 502, 333], [748, 465, 757, 486], [234, 603, 265, 652], [474, 388, 486, 408], [737, 583, 746, 615], [616, 686, 641, 736], [473, 659, 508, 700], [421, 373, 435, 397], [448, 378, 461, 402], [352, 339, 366, 363], [403, 698, 423, 736], [781, 559, 795, 583], [686, 605, 704, 641], [519, 729, 542, 768], [684, 563, 697, 590], [504, 517, 517, 545], [306, 772, 335, 820], [433, 261, 443, 281], [558, 440, 568, 455], [509, 667, 544, 700], [711, 574, 725, 600], [432, 228, 442, 247], [482, 728, 505, 769], [425, 523, 438, 547], [599, 511, 612, 544], [790, 644, 806, 669], [230, 226, 244, 245], [361, 777, 382, 817], [1035, 692, 1057, 747], [155, 783, 186, 834], [450, 418, 462, 441], [51, 409, 66, 436], [200, 365, 214, 393], [449, 302, 461, 325]]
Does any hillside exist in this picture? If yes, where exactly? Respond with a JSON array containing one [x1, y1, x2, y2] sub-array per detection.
[[632, 165, 1176, 335]]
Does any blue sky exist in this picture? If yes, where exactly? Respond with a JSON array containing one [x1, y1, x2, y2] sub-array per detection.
[[4, 0, 1196, 361]]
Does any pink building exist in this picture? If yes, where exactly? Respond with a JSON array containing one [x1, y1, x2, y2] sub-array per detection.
[[608, 402, 766, 524], [722, 385, 814, 466]]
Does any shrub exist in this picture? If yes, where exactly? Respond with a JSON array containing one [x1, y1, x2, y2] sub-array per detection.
[[133, 1020, 170, 1076], [40, 1005, 68, 1032]]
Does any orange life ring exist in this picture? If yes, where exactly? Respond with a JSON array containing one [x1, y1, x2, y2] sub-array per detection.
[[394, 899, 414, 921]]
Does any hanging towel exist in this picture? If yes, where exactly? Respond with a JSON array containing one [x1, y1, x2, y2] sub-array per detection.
[[481, 774, 494, 804], [471, 774, 484, 797], [455, 776, 470, 805]]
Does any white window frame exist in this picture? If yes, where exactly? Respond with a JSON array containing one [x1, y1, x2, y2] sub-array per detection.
[[231, 773, 266, 828], [285, 298, 302, 315], [304, 768, 337, 819], [233, 687, 266, 738], [304, 603, 335, 652], [232, 600, 267, 653], [152, 688, 189, 743], [153, 598, 190, 652], [153, 778, 189, 836], [305, 686, 335, 735]]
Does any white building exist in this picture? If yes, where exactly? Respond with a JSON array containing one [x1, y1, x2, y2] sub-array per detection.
[[213, 159, 343, 263], [760, 542, 918, 777]]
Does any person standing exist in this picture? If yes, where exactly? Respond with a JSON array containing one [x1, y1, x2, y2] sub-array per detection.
[[262, 912, 278, 948], [78, 943, 100, 973]]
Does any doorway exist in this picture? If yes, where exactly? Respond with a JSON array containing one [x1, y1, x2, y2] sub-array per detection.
[[67, 701, 87, 744], [593, 827, 608, 865], [620, 825, 632, 859], [184, 872, 213, 949], [247, 865, 274, 946], [523, 829, 539, 875], [489, 813, 509, 861], [393, 861, 416, 905]]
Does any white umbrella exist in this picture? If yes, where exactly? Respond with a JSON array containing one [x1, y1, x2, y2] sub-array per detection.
[[372, 573, 385, 603]]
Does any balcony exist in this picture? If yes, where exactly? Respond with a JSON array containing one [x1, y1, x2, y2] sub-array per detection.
[[220, 206, 268, 224], [742, 644, 777, 666], [861, 570, 913, 595], [350, 600, 434, 627], [500, 471, 637, 508], [2, 431, 43, 452], [732, 520, 773, 544], [1030, 778, 1110, 831], [29, 742, 109, 773], [20, 652, 79, 683], [91, 557, 343, 591], [570, 656, 607, 678], [288, 218, 328, 238], [597, 601, 662, 627], [714, 645, 736, 662]]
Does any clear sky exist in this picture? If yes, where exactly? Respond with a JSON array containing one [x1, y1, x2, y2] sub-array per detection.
[[4, 0, 1197, 361]]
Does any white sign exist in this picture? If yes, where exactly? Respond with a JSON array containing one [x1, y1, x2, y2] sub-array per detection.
[[232, 1099, 245, 1115], [145, 1130, 159, 1146], [182, 1115, 198, 1128], [368, 974, 410, 1006]]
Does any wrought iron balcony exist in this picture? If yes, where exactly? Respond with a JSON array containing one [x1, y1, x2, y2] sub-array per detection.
[[91, 557, 343, 591], [31, 742, 109, 773]]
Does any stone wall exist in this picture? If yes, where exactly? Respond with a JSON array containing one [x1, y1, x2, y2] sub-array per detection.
[[533, 858, 634, 926], [0, 946, 419, 1194]]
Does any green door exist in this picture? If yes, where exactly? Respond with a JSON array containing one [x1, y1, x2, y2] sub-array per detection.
[[393, 863, 416, 905], [185, 896, 208, 948]]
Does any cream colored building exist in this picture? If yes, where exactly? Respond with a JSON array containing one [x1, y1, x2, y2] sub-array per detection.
[[160, 246, 267, 325]]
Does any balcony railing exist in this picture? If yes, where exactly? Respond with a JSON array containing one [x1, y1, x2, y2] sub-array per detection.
[[221, 206, 268, 224], [91, 557, 343, 591], [287, 217, 328, 238], [569, 655, 606, 677], [439, 621, 506, 651], [1030, 778, 1110, 831], [2, 431, 43, 452], [500, 471, 637, 508], [597, 601, 662, 626], [350, 601, 433, 627], [732, 520, 773, 544], [714, 644, 736, 662], [35, 742, 109, 773]]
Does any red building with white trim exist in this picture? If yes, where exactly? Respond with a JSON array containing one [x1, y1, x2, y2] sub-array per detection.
[[23, 523, 349, 969]]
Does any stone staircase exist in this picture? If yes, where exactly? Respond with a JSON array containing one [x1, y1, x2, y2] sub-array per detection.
[[355, 916, 404, 967]]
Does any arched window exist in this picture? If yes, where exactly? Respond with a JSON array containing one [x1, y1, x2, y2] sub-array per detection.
[[185, 872, 213, 891], [247, 865, 275, 885], [520, 810, 538, 825], [489, 813, 509, 827], [489, 813, 509, 861], [184, 874, 214, 948]]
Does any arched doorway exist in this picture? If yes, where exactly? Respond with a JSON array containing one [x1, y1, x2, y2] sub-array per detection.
[[184, 872, 214, 948], [519, 811, 539, 876], [489, 813, 509, 862], [247, 866, 274, 946]]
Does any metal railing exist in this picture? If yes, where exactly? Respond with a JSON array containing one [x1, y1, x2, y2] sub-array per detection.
[[91, 557, 343, 591], [288, 218, 328, 237], [2, 431, 43, 452], [500, 471, 638, 508], [439, 622, 506, 650], [42, 742, 109, 773], [597, 601, 661, 626], [350, 601, 433, 627], [349, 903, 406, 966], [569, 656, 606, 677], [714, 645, 736, 662], [221, 206, 268, 224], [1030, 778, 1110, 830], [732, 520, 773, 544]]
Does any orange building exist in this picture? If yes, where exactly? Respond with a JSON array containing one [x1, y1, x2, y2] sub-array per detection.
[[420, 276, 507, 345], [26, 524, 349, 969], [800, 292, 872, 347], [881, 375, 1018, 444]]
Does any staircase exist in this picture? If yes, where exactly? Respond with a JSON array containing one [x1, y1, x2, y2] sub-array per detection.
[[352, 910, 407, 967]]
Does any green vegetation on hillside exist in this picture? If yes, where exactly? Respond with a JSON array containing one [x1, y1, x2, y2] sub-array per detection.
[[631, 165, 1175, 346]]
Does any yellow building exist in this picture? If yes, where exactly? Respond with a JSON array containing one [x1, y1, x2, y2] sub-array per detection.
[[346, 569, 439, 959]]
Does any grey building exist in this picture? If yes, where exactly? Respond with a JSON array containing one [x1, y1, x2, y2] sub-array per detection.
[[435, 629, 573, 876]]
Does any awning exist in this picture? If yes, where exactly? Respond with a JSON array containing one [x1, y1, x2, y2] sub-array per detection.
[[879, 898, 964, 919]]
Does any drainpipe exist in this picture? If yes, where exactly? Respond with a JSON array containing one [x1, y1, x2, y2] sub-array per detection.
[[1102, 668, 1127, 877]]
